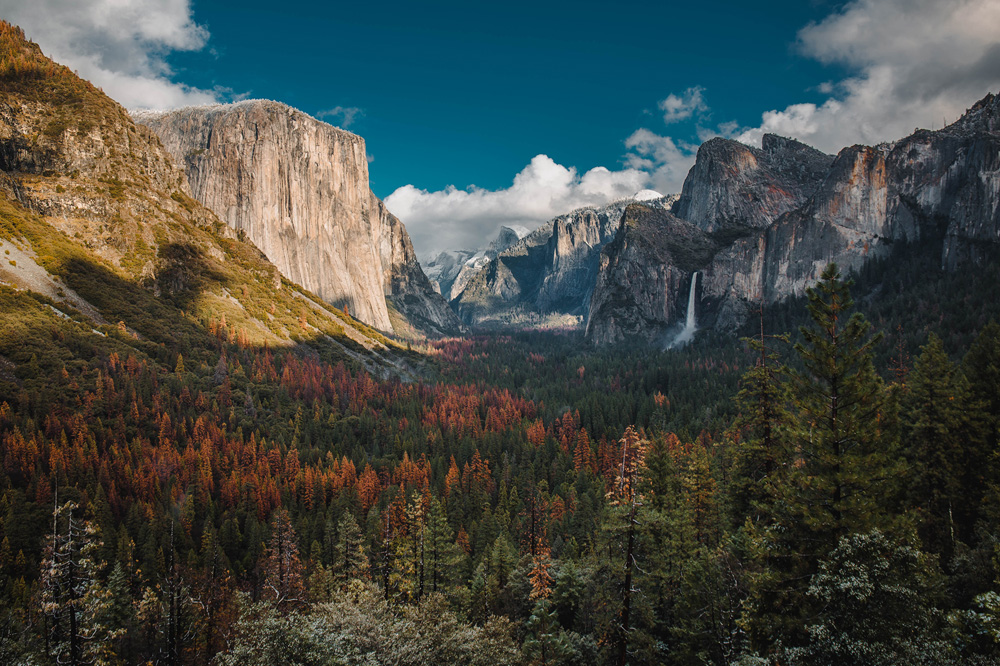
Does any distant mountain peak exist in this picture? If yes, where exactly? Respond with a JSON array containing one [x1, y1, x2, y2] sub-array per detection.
[[586, 89, 1000, 344], [939, 90, 1000, 135], [633, 189, 664, 201], [421, 224, 532, 302]]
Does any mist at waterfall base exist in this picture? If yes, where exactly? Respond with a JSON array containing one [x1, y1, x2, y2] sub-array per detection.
[[666, 272, 699, 350]]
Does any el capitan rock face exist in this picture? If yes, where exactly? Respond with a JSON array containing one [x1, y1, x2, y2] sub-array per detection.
[[136, 101, 461, 337], [0, 21, 413, 372], [586, 93, 1000, 343]]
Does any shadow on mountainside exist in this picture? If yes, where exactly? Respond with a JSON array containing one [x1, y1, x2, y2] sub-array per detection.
[[60, 246, 228, 351]]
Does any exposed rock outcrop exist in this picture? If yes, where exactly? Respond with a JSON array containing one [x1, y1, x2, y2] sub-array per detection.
[[587, 93, 1000, 343], [585, 205, 718, 345], [705, 96, 1000, 309], [453, 194, 676, 328], [423, 249, 476, 300], [136, 101, 462, 338], [423, 224, 528, 302], [0, 21, 409, 368], [672, 134, 833, 233]]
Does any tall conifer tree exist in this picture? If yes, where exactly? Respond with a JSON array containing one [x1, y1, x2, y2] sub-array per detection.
[[903, 334, 981, 559], [747, 264, 900, 652]]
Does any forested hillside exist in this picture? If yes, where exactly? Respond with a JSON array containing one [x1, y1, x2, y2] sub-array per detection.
[[3, 240, 1000, 666], [2, 14, 1000, 666]]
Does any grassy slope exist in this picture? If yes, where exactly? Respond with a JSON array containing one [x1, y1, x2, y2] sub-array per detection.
[[0, 21, 422, 383]]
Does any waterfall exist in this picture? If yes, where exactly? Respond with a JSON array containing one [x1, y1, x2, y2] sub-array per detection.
[[668, 272, 699, 348], [684, 271, 698, 331]]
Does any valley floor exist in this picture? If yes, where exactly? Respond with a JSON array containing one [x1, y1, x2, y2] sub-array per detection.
[[1, 254, 1000, 666]]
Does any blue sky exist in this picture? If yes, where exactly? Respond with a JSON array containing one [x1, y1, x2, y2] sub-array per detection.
[[164, 0, 839, 196], [4, 0, 1000, 256]]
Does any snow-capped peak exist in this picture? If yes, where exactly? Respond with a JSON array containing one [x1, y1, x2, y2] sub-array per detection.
[[505, 224, 531, 239], [633, 189, 664, 202]]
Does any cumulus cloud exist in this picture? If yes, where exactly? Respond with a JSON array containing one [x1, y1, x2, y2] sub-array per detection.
[[623, 129, 698, 194], [736, 0, 1000, 151], [0, 0, 222, 109], [658, 87, 707, 124], [393, 87, 713, 259], [385, 155, 649, 259], [317, 106, 364, 129]]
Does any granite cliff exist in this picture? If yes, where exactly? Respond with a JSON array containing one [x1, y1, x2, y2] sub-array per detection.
[[586, 93, 1000, 344], [423, 248, 476, 301], [453, 193, 675, 328], [423, 224, 528, 302], [672, 134, 833, 234], [135, 101, 461, 338], [0, 22, 414, 375], [586, 205, 718, 345]]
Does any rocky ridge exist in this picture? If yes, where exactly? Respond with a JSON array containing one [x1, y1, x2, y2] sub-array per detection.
[[586, 93, 1000, 344], [135, 101, 462, 338], [453, 193, 676, 328], [672, 134, 834, 233], [0, 22, 413, 372], [423, 224, 529, 302], [586, 205, 717, 345]]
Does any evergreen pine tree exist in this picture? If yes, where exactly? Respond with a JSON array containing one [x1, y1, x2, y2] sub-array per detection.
[[523, 597, 579, 666], [425, 497, 462, 595], [747, 264, 900, 653], [963, 321, 1000, 543], [730, 307, 790, 528], [260, 510, 305, 611], [787, 529, 952, 665], [963, 321, 1000, 452], [903, 334, 981, 560], [331, 511, 368, 588], [104, 561, 138, 663], [39, 501, 122, 666], [601, 426, 648, 666], [390, 495, 427, 603]]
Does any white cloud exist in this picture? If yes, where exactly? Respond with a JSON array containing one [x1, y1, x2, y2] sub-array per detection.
[[385, 155, 649, 259], [317, 106, 364, 129], [736, 0, 1000, 151], [624, 129, 697, 194], [658, 87, 707, 124], [0, 0, 222, 109]]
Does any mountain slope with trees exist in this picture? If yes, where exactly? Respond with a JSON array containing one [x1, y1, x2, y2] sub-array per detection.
[[2, 18, 1000, 666]]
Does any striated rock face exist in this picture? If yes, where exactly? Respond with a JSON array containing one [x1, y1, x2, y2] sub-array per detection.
[[585, 205, 718, 345], [424, 249, 476, 300], [702, 143, 897, 311], [0, 20, 414, 371], [705, 96, 1000, 308], [373, 196, 465, 337], [135, 101, 461, 337], [894, 95, 1000, 268], [453, 195, 676, 328], [423, 224, 528, 302], [672, 134, 833, 233], [588, 93, 1000, 343]]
